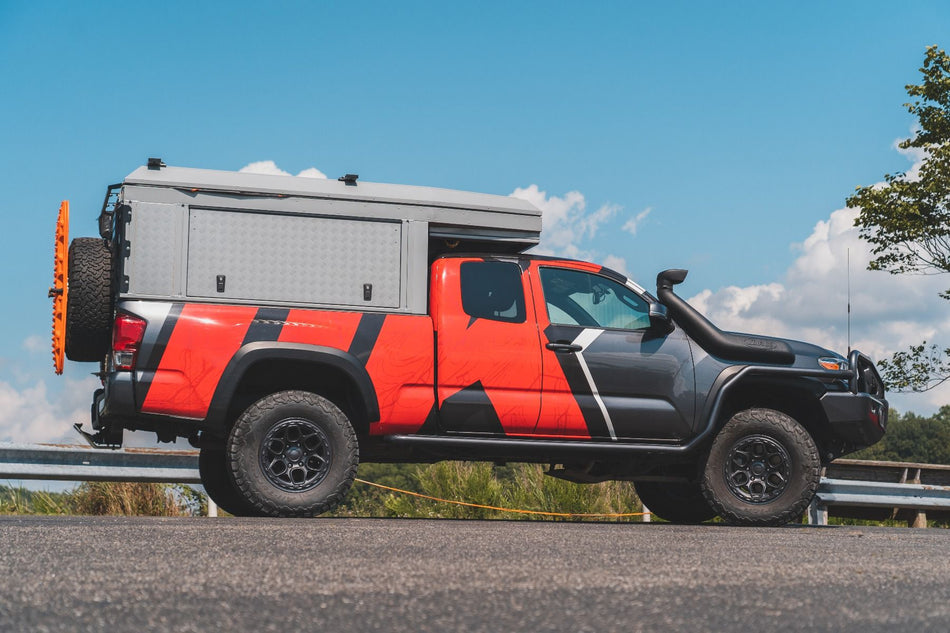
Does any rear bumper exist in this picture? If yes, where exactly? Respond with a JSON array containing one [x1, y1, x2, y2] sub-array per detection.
[[92, 371, 207, 443], [92, 371, 137, 430]]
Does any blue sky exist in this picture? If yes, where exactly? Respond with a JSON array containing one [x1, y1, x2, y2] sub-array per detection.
[[1, 1, 949, 443]]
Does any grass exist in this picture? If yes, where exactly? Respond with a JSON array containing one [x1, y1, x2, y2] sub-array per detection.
[[4, 465, 945, 527], [330, 462, 644, 521], [1, 482, 206, 517]]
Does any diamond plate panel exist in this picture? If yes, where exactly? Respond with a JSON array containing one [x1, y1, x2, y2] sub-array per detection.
[[186, 209, 402, 308], [126, 202, 186, 297]]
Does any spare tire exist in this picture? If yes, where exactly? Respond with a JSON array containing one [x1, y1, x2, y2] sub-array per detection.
[[65, 237, 114, 362]]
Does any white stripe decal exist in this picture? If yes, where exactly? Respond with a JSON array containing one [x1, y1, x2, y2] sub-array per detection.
[[570, 328, 617, 440]]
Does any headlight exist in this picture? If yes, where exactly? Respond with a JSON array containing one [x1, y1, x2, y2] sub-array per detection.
[[818, 357, 849, 371]]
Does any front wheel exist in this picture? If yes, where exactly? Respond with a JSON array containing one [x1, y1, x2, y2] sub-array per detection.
[[700, 408, 820, 527], [227, 391, 359, 517]]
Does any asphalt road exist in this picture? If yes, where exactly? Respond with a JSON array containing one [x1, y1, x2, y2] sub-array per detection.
[[0, 517, 948, 632]]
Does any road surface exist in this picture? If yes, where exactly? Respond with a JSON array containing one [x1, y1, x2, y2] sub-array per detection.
[[0, 516, 948, 632]]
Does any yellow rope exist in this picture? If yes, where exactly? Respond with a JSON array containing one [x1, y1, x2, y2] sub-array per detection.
[[354, 478, 647, 518]]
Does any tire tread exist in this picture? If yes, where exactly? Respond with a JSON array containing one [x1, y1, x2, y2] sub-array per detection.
[[65, 237, 113, 361], [701, 408, 820, 527], [228, 390, 359, 518]]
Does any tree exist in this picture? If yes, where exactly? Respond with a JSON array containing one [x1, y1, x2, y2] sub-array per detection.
[[848, 45, 950, 392]]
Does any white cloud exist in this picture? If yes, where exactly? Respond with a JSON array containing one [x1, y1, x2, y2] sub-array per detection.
[[22, 335, 46, 354], [296, 167, 328, 179], [602, 255, 630, 276], [687, 145, 950, 414], [0, 375, 100, 444], [892, 128, 927, 183], [510, 185, 590, 259], [622, 207, 652, 236], [239, 161, 327, 179], [239, 160, 291, 176], [509, 185, 632, 273]]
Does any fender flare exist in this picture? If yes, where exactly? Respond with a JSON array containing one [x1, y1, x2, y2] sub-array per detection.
[[204, 341, 380, 429]]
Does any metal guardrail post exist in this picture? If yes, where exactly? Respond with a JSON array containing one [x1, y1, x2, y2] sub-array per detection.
[[807, 498, 828, 526]]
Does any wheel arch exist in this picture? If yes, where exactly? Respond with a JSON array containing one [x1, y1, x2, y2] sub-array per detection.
[[715, 377, 834, 459], [204, 342, 380, 438]]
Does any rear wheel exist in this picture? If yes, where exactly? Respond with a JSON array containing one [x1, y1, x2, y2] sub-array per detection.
[[635, 480, 717, 524], [198, 447, 263, 517], [227, 391, 359, 517], [64, 237, 114, 361], [700, 408, 820, 526]]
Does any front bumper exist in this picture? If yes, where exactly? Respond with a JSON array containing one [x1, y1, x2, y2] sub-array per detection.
[[820, 391, 888, 447], [819, 350, 888, 448]]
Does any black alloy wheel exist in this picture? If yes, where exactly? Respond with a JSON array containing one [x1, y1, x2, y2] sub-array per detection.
[[723, 434, 791, 504], [259, 417, 333, 492], [228, 390, 359, 517], [701, 408, 820, 527]]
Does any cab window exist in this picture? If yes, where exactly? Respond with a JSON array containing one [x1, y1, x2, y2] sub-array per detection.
[[539, 267, 650, 330]]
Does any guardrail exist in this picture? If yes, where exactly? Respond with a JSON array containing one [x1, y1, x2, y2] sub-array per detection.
[[0, 442, 201, 483], [807, 459, 950, 528], [3, 444, 949, 525], [0, 442, 215, 516]]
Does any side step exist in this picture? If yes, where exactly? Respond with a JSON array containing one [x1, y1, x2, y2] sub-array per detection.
[[384, 434, 691, 460]]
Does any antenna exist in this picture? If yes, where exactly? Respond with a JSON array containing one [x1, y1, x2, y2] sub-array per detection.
[[847, 248, 852, 355]]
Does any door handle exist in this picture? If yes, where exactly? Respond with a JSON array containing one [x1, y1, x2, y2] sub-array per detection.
[[546, 342, 583, 353]]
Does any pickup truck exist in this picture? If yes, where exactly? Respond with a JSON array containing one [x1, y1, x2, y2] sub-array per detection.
[[50, 162, 888, 525]]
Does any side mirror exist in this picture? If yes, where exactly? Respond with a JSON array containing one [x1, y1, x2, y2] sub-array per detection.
[[648, 302, 669, 324]]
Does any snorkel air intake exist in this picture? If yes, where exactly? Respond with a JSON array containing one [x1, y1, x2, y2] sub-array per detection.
[[656, 269, 795, 365]]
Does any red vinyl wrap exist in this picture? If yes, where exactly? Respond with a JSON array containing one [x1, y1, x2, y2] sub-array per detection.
[[432, 258, 542, 435], [277, 309, 362, 349], [364, 316, 435, 434], [142, 303, 435, 431], [141, 304, 257, 418], [138, 258, 596, 437]]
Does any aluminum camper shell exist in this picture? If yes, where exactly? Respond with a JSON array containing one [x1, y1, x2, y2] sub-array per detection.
[[108, 163, 542, 315]]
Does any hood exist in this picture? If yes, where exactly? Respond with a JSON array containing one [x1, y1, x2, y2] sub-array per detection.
[[781, 338, 841, 360]]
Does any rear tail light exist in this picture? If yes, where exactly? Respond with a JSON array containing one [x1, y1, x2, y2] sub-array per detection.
[[112, 314, 147, 370]]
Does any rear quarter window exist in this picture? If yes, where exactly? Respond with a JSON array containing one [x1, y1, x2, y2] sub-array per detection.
[[459, 261, 526, 323]]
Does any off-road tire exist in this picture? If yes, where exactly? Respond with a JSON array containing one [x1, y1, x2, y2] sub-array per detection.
[[635, 480, 717, 524], [701, 408, 820, 527], [64, 237, 113, 362], [228, 390, 359, 517], [198, 447, 264, 517]]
